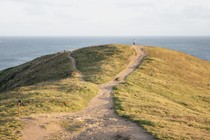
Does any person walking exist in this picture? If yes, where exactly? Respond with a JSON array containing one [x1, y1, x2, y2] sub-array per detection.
[[133, 39, 136, 45]]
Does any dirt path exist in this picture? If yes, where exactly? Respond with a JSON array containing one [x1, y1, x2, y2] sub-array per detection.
[[21, 46, 155, 140]]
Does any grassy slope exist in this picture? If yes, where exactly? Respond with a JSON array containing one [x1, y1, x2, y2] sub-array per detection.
[[0, 51, 98, 140], [0, 52, 73, 92], [71, 44, 134, 84], [0, 44, 134, 140], [114, 46, 210, 139]]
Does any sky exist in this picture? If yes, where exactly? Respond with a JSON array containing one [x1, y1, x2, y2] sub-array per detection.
[[0, 0, 210, 36]]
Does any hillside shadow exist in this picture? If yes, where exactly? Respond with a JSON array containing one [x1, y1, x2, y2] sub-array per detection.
[[0, 51, 74, 93]]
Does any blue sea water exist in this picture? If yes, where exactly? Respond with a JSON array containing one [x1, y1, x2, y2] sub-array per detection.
[[0, 36, 210, 71]]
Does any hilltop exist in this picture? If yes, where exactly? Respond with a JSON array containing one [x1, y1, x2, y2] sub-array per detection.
[[71, 44, 134, 84]]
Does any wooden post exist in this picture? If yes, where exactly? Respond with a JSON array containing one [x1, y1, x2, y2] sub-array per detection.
[[18, 100, 21, 115]]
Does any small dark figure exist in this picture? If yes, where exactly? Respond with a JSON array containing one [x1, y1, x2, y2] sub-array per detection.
[[133, 39, 136, 45], [17, 100, 22, 115]]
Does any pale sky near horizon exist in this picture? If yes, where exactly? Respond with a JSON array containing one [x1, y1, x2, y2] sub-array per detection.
[[0, 0, 210, 36]]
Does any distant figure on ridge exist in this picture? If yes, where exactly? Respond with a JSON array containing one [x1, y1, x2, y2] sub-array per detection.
[[133, 39, 136, 45]]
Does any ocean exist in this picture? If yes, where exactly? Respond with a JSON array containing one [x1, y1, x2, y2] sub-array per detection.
[[0, 36, 210, 71]]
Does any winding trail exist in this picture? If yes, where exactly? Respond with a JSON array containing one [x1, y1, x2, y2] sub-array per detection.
[[21, 45, 155, 140]]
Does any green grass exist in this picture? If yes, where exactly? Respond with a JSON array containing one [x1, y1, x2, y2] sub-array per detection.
[[0, 51, 98, 140], [113, 46, 210, 140], [0, 52, 74, 92], [71, 44, 134, 84]]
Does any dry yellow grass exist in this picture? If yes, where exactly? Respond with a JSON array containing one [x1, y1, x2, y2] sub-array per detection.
[[114, 46, 210, 140]]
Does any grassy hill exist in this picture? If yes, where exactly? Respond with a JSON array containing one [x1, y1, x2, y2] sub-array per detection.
[[113, 46, 210, 139], [0, 44, 134, 140], [1, 44, 209, 140], [71, 44, 134, 84]]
